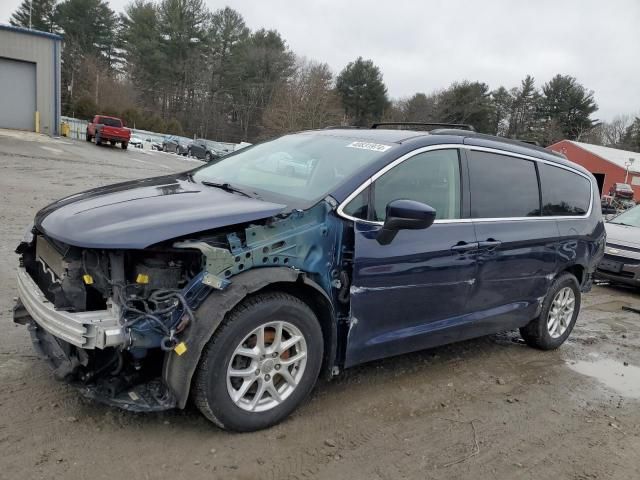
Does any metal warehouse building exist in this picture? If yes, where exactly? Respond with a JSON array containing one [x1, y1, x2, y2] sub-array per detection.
[[0, 25, 62, 136], [548, 140, 640, 198]]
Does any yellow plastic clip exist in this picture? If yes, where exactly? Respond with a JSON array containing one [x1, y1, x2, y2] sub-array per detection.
[[174, 342, 187, 356], [136, 273, 149, 284], [82, 274, 94, 285]]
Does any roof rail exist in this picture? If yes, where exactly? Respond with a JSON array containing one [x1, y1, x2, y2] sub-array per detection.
[[370, 122, 476, 131], [322, 125, 365, 129]]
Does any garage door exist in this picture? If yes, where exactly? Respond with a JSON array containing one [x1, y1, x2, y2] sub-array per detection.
[[0, 58, 36, 131]]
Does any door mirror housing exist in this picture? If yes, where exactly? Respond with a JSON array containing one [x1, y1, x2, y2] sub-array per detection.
[[377, 199, 436, 245]]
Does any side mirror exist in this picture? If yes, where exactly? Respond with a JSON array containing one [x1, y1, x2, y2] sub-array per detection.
[[377, 199, 436, 245]]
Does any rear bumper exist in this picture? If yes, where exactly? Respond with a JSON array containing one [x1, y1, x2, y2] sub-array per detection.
[[15, 267, 126, 349]]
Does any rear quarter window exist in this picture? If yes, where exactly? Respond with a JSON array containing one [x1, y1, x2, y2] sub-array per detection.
[[539, 163, 591, 216], [468, 151, 540, 218]]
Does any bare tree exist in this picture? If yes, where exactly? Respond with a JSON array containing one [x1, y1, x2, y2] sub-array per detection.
[[262, 58, 342, 135], [601, 115, 632, 147]]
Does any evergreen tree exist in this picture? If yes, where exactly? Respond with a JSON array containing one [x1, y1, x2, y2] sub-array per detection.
[[539, 74, 598, 142], [491, 86, 513, 136], [227, 28, 295, 139], [119, 0, 164, 107], [55, 0, 118, 63], [507, 75, 540, 139], [435, 81, 495, 133], [403, 93, 438, 122], [622, 117, 640, 152], [10, 0, 57, 32], [336, 57, 389, 126]]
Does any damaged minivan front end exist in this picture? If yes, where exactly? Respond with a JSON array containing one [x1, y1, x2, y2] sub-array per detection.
[[14, 171, 349, 413]]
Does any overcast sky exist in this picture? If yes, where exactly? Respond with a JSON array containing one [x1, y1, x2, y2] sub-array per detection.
[[2, 0, 639, 121]]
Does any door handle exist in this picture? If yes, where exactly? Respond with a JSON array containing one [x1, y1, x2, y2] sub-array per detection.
[[451, 241, 479, 253], [478, 239, 502, 249]]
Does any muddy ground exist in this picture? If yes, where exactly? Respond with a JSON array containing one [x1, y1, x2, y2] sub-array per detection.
[[1, 130, 639, 480]]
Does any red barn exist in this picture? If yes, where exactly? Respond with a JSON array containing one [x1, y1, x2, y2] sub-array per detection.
[[547, 140, 640, 198]]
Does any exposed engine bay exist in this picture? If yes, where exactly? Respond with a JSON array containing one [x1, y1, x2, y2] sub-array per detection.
[[14, 201, 349, 411]]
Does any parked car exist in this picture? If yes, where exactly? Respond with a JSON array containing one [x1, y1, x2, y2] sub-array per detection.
[[150, 138, 164, 151], [129, 135, 144, 148], [596, 205, 640, 286], [601, 195, 618, 215], [188, 139, 226, 162], [86, 115, 131, 150], [14, 124, 604, 432], [162, 136, 189, 155], [609, 182, 634, 200]]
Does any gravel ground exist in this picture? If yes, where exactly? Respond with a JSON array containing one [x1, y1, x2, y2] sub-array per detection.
[[1, 129, 639, 480]]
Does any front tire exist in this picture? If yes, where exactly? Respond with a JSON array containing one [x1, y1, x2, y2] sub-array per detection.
[[193, 292, 323, 432], [205, 151, 212, 162], [95, 133, 102, 146], [85, 131, 91, 142], [520, 273, 581, 350]]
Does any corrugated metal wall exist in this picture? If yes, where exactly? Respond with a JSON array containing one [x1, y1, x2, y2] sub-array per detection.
[[0, 27, 61, 135]]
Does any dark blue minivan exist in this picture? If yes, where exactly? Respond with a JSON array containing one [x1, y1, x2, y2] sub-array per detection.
[[14, 125, 605, 431]]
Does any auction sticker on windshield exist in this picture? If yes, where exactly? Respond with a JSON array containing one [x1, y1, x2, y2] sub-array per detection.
[[346, 141, 392, 152]]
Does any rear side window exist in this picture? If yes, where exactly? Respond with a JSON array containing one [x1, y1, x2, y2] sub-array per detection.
[[468, 151, 540, 218], [539, 163, 591, 216]]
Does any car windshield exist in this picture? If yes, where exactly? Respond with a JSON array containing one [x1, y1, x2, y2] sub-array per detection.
[[192, 134, 392, 202], [609, 205, 640, 227]]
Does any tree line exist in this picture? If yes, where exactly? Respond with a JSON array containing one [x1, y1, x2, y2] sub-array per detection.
[[10, 0, 640, 150]]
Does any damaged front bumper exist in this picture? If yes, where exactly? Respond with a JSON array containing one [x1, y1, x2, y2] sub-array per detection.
[[16, 266, 126, 349], [15, 270, 176, 412]]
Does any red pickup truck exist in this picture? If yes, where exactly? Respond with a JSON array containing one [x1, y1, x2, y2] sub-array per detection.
[[86, 115, 131, 150]]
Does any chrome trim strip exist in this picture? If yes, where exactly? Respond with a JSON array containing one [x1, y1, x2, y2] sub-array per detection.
[[17, 267, 125, 349], [336, 144, 594, 225]]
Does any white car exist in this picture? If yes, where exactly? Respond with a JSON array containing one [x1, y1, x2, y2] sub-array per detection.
[[129, 136, 144, 148]]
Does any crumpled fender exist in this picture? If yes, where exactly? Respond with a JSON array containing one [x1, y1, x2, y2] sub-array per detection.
[[162, 266, 332, 409]]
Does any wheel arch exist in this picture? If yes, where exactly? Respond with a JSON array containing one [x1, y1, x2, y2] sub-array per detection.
[[258, 281, 337, 383], [559, 263, 586, 288], [163, 267, 337, 409]]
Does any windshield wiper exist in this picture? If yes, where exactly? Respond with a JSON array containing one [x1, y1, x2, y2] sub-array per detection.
[[201, 180, 251, 198]]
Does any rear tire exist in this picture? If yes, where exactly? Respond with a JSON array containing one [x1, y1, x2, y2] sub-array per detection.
[[121, 142, 128, 150], [520, 273, 581, 350], [193, 292, 323, 432]]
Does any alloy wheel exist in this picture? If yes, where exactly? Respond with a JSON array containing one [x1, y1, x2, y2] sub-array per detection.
[[547, 287, 575, 338], [226, 321, 308, 413]]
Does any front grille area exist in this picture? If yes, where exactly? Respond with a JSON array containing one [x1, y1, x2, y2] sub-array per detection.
[[607, 242, 640, 254], [602, 253, 640, 266]]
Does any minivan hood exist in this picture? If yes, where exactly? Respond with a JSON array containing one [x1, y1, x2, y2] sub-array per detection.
[[605, 222, 640, 249], [35, 175, 286, 249]]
